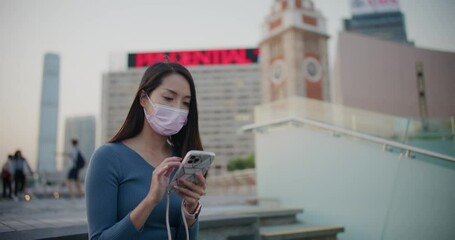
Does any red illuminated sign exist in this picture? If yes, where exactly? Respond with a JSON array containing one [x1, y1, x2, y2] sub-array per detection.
[[128, 48, 259, 68]]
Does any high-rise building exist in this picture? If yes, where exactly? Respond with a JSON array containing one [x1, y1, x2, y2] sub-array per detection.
[[333, 31, 455, 117], [344, 0, 412, 44], [37, 53, 60, 172], [102, 48, 261, 172], [63, 116, 96, 169], [260, 0, 330, 103]]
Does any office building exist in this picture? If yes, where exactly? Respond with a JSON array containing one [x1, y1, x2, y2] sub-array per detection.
[[344, 0, 412, 44], [333, 31, 455, 118]]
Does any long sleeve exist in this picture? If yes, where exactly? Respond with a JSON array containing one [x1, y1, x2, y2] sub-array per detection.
[[85, 145, 139, 240], [176, 219, 199, 240]]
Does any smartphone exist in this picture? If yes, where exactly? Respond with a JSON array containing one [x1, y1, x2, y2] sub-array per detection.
[[167, 150, 215, 193]]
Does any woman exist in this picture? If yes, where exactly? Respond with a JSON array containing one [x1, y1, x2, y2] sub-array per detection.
[[86, 62, 206, 240]]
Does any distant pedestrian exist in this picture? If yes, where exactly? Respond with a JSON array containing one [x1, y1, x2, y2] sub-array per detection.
[[65, 139, 84, 197], [12, 150, 33, 197], [1, 155, 14, 199]]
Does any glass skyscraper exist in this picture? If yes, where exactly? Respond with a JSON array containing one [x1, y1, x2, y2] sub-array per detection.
[[344, 12, 412, 44], [37, 53, 60, 172], [344, 0, 413, 44]]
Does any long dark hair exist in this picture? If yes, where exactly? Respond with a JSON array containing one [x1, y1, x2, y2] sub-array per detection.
[[109, 62, 203, 157]]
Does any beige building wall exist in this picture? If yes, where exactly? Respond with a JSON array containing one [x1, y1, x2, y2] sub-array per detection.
[[334, 31, 455, 117]]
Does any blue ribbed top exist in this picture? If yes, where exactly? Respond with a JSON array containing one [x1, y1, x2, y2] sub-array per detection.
[[85, 142, 198, 240]]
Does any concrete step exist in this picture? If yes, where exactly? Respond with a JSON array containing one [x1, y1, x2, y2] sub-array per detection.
[[260, 224, 344, 240], [209, 207, 303, 226], [200, 214, 260, 240]]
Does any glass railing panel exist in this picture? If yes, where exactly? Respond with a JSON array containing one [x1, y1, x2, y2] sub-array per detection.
[[253, 97, 454, 157], [382, 151, 455, 240], [254, 97, 409, 141], [253, 120, 455, 240], [404, 117, 455, 157]]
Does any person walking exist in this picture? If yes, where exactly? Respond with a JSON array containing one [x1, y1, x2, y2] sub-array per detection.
[[65, 139, 85, 198], [1, 155, 14, 199], [12, 150, 33, 198]]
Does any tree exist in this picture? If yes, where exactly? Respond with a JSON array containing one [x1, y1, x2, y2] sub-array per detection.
[[227, 154, 255, 171]]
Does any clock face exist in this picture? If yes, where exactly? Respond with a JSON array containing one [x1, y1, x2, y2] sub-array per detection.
[[270, 59, 287, 85], [303, 56, 322, 82]]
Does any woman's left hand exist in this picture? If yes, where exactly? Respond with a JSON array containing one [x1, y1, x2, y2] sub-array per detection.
[[173, 171, 206, 213]]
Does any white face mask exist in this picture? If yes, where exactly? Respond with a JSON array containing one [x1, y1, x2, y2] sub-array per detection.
[[144, 95, 189, 136]]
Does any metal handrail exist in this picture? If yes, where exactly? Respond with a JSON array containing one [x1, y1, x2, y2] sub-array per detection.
[[242, 116, 455, 163]]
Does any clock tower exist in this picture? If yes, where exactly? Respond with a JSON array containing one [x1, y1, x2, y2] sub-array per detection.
[[260, 0, 330, 102]]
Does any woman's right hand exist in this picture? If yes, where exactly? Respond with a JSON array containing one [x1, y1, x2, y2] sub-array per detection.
[[146, 156, 182, 204]]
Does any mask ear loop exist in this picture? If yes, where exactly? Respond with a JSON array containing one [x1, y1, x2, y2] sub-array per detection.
[[143, 91, 156, 108], [142, 91, 156, 117]]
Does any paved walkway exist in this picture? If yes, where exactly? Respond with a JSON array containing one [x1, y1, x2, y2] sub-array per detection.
[[0, 198, 86, 233], [0, 194, 257, 234]]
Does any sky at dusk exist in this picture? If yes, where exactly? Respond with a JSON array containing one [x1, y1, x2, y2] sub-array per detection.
[[1, 0, 454, 169]]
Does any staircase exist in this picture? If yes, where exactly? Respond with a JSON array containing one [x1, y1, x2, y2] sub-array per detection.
[[200, 206, 344, 240]]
